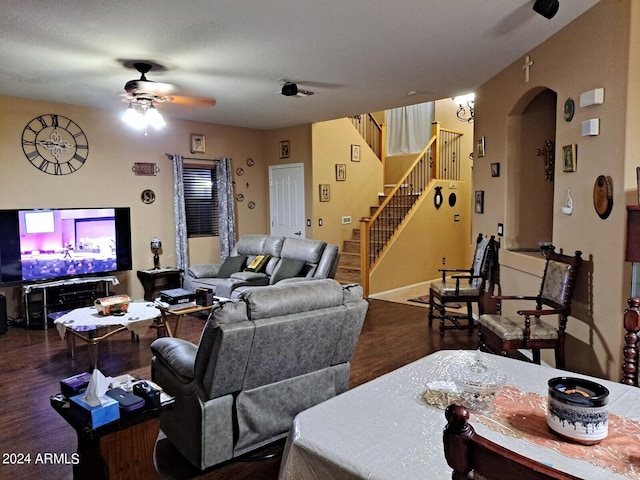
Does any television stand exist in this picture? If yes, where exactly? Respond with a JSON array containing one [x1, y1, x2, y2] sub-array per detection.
[[22, 276, 119, 329]]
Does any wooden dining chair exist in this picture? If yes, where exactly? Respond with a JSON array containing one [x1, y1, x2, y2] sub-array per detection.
[[477, 246, 582, 369], [443, 404, 582, 480], [429, 234, 499, 336]]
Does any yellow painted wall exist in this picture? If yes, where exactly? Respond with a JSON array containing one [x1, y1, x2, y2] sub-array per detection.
[[369, 180, 471, 293], [474, 0, 636, 379], [310, 119, 383, 248], [0, 96, 269, 316], [369, 98, 475, 294]]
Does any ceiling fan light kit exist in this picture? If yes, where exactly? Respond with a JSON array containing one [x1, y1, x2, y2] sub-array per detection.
[[122, 100, 166, 132]]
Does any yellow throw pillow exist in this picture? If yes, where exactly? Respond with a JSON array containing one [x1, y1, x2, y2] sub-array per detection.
[[245, 254, 270, 273]]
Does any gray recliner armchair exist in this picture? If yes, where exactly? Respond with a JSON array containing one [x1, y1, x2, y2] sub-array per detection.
[[150, 279, 368, 470]]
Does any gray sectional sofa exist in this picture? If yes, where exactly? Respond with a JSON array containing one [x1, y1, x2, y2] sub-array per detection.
[[183, 234, 340, 298], [150, 278, 368, 470]]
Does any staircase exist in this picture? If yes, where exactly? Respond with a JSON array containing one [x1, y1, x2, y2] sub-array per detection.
[[334, 228, 362, 284], [334, 185, 416, 285]]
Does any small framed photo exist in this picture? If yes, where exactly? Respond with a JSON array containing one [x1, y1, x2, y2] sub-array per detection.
[[280, 140, 290, 159], [319, 184, 330, 202], [351, 144, 360, 162], [476, 137, 486, 158], [191, 134, 206, 154], [475, 190, 484, 214], [335, 164, 346, 181], [491, 163, 500, 177], [562, 144, 577, 172]]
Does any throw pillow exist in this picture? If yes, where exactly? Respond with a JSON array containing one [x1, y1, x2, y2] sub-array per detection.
[[245, 254, 270, 273], [217, 255, 247, 278], [270, 257, 307, 284]]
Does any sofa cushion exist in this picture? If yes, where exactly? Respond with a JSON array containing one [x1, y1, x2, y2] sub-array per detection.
[[270, 257, 306, 285], [150, 338, 197, 381], [242, 279, 344, 320], [188, 263, 220, 279], [280, 237, 326, 263], [217, 255, 247, 278]]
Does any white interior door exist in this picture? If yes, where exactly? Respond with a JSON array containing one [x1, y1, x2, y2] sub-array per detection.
[[269, 163, 305, 238]]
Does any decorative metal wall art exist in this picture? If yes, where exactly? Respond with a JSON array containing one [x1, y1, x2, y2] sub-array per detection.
[[536, 140, 554, 182]]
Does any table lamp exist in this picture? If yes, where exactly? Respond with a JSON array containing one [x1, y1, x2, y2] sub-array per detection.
[[150, 237, 162, 269]]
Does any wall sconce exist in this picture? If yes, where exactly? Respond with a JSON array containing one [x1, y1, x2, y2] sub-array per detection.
[[536, 140, 555, 182], [452, 93, 475, 123], [122, 99, 166, 136], [150, 237, 162, 269]]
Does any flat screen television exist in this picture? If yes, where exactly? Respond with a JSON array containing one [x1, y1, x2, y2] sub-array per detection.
[[0, 207, 132, 285]]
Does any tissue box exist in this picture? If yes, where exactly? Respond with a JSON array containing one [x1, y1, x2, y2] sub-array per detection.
[[70, 393, 120, 428], [94, 294, 131, 315]]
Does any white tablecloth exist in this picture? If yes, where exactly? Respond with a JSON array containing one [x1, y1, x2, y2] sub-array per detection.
[[54, 301, 161, 339], [279, 350, 640, 480]]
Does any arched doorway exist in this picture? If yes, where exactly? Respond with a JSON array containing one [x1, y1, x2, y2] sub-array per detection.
[[506, 88, 557, 251]]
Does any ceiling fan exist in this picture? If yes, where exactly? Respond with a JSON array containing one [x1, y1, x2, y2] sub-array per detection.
[[121, 61, 216, 107]]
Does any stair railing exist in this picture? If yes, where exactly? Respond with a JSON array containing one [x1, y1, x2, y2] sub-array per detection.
[[359, 122, 463, 295], [350, 114, 383, 160]]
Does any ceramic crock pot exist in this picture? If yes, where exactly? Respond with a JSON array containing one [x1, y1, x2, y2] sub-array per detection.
[[547, 377, 609, 445]]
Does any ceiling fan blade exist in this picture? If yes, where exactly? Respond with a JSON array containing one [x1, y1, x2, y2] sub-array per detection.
[[125, 79, 180, 96], [167, 94, 217, 107]]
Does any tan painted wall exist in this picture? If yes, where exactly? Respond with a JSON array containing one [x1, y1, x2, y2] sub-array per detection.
[[474, 0, 636, 379], [0, 96, 268, 315], [263, 125, 313, 237]]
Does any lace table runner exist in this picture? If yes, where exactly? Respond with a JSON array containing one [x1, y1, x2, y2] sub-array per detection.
[[474, 386, 640, 479]]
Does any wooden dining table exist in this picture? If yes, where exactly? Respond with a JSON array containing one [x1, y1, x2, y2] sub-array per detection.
[[278, 350, 640, 480]]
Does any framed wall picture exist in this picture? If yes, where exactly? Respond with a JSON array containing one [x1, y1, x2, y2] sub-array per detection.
[[319, 184, 330, 202], [491, 163, 500, 177], [191, 134, 206, 154], [475, 190, 484, 214], [562, 144, 577, 172], [279, 140, 290, 159], [476, 137, 486, 158], [351, 144, 360, 162], [335, 164, 346, 181]]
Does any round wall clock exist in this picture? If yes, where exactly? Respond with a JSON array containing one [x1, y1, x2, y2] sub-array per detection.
[[236, 167, 244, 176], [246, 158, 255, 167], [21, 114, 89, 175]]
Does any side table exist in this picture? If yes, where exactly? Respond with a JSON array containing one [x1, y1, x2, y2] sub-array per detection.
[[157, 302, 217, 337], [137, 268, 183, 301], [51, 389, 173, 479]]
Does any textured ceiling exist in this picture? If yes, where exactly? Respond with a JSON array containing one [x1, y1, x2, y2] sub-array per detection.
[[0, 0, 600, 130]]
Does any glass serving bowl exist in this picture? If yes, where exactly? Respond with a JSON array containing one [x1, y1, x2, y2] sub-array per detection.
[[452, 353, 506, 413]]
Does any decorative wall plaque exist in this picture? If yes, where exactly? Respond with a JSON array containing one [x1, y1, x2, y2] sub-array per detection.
[[132, 162, 159, 176], [593, 175, 613, 219]]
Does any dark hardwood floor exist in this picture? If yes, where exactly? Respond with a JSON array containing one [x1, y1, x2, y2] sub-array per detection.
[[0, 299, 478, 480]]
